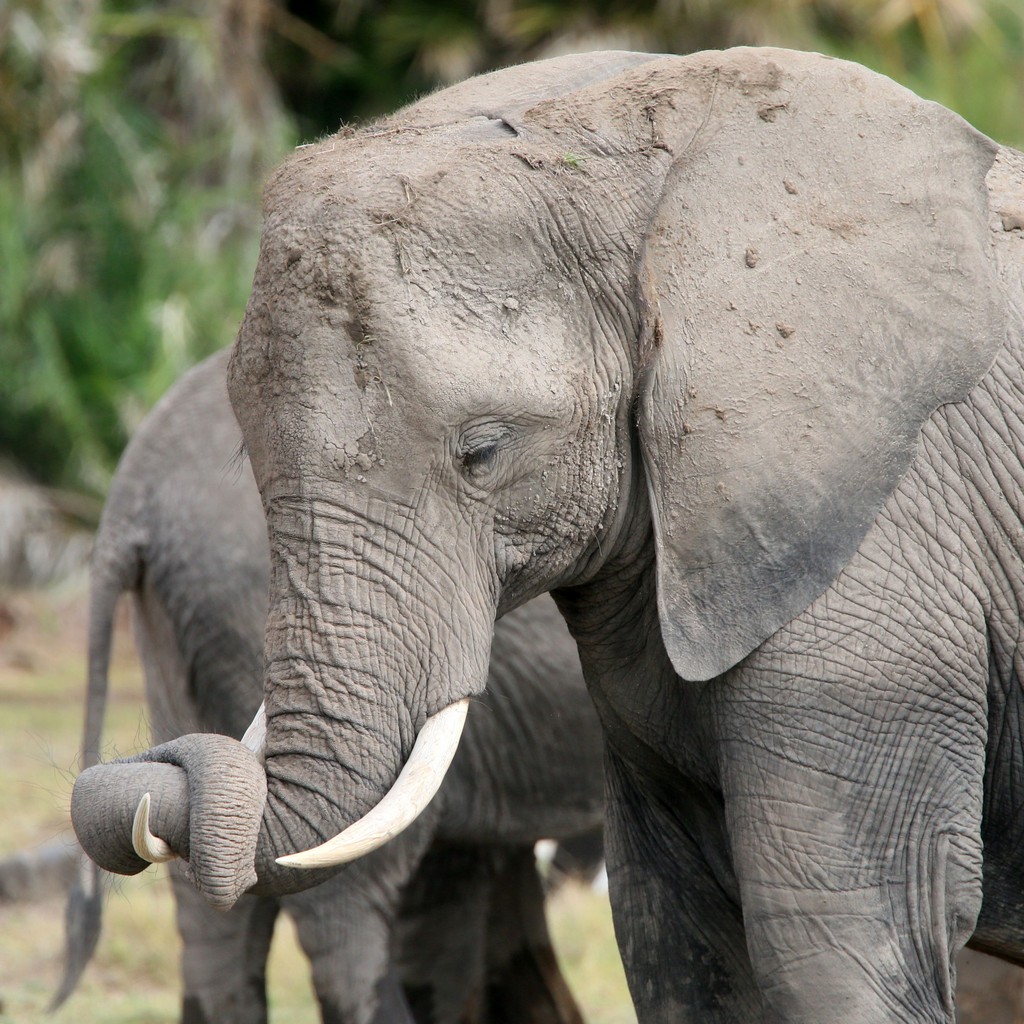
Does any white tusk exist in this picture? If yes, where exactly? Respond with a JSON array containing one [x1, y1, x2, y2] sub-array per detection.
[[240, 702, 266, 758], [131, 792, 179, 864], [276, 698, 470, 869]]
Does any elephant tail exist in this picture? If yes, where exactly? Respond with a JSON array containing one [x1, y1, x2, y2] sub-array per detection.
[[81, 529, 142, 772], [51, 521, 142, 1011], [48, 854, 105, 1011]]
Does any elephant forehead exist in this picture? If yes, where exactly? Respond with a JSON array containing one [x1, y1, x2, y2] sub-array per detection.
[[264, 129, 509, 238], [264, 153, 538, 286], [251, 154, 615, 381], [234, 241, 591, 486], [260, 81, 663, 292]]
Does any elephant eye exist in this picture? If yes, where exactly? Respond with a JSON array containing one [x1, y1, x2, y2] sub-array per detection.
[[461, 443, 499, 474], [456, 424, 518, 481]]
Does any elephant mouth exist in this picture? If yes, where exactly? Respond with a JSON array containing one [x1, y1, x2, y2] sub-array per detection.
[[274, 697, 469, 868], [128, 697, 471, 875]]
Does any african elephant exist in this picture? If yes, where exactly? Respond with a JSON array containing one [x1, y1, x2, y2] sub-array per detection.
[[70, 47, 1024, 1022], [62, 348, 603, 1023]]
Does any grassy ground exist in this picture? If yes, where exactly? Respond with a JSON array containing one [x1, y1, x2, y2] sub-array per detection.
[[0, 577, 635, 1023]]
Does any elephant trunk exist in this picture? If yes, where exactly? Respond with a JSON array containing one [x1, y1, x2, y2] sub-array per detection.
[[71, 495, 492, 908], [247, 498, 491, 887], [274, 696, 469, 869]]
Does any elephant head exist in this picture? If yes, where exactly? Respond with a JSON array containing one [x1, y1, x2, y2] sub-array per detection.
[[70, 47, 1018, 909]]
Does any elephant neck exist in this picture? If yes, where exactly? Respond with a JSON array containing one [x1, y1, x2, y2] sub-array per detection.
[[553, 524, 716, 787]]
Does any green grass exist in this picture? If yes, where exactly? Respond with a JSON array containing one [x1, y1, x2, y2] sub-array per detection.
[[0, 580, 635, 1022], [548, 883, 635, 1024]]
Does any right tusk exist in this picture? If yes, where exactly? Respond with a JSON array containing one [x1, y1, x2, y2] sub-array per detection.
[[240, 702, 266, 759], [131, 792, 179, 864], [276, 698, 470, 869]]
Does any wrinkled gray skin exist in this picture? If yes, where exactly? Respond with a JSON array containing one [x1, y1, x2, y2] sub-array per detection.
[[65, 348, 603, 1024], [71, 48, 1024, 1022]]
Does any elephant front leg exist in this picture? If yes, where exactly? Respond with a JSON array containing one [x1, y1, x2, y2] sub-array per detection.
[[603, 748, 767, 1023], [717, 648, 987, 1023]]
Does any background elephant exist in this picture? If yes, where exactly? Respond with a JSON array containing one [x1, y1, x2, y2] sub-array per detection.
[[71, 48, 1024, 1023], [63, 347, 604, 1023]]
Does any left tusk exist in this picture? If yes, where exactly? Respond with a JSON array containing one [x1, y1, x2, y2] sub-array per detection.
[[131, 792, 179, 864], [276, 698, 470, 869], [240, 702, 266, 758]]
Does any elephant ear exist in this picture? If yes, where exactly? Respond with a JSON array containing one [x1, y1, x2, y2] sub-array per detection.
[[637, 49, 1009, 681]]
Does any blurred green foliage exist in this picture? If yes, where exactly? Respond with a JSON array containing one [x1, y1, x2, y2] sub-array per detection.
[[1, 0, 1022, 501], [0, 0, 284, 499]]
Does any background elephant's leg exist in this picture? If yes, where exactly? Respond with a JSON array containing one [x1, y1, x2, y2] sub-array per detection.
[[170, 865, 278, 1024], [285, 875, 411, 1024], [132, 583, 202, 745], [285, 814, 436, 1024], [394, 841, 591, 1024], [395, 842, 498, 1023], [545, 829, 605, 892], [482, 845, 584, 1024], [370, 972, 418, 1024], [603, 748, 765, 1024]]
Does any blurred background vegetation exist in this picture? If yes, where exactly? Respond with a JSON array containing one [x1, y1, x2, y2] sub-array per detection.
[[2, 0, 1023, 510]]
